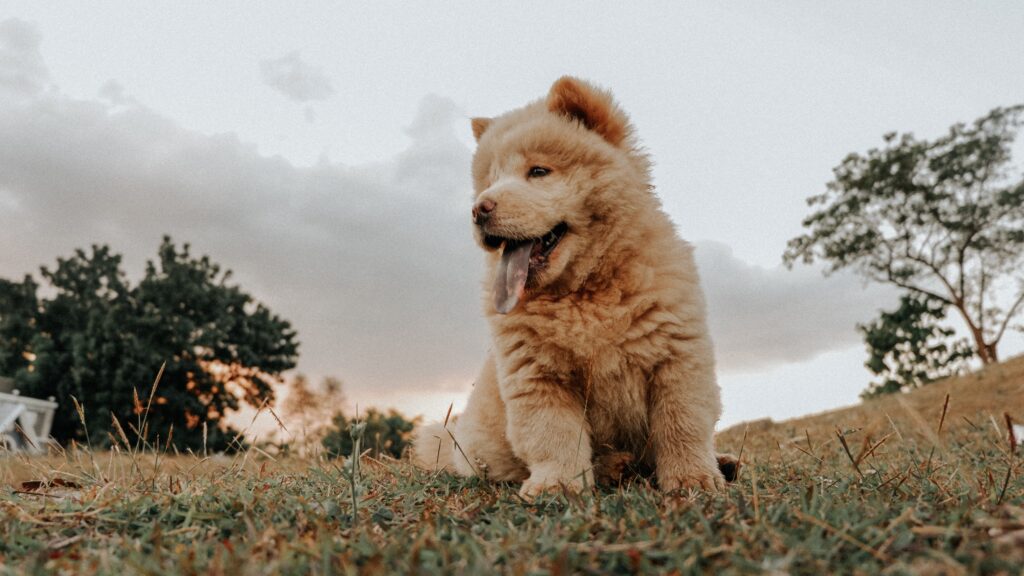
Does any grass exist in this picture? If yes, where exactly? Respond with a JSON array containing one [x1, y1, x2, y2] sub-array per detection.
[[1, 359, 1023, 574]]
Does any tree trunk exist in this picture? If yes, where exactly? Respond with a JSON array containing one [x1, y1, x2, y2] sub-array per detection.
[[968, 325, 996, 365], [956, 303, 997, 365], [986, 343, 999, 364]]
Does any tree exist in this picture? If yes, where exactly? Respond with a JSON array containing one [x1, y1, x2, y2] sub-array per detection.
[[2, 238, 299, 450], [321, 408, 417, 460], [859, 294, 974, 398], [280, 373, 346, 451], [784, 105, 1024, 365], [0, 276, 38, 377]]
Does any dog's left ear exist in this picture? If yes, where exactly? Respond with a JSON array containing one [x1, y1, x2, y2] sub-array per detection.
[[547, 76, 629, 146]]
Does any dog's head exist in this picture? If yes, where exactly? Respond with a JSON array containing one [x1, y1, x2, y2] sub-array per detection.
[[470, 77, 652, 314]]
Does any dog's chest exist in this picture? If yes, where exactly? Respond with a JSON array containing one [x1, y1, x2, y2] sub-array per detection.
[[495, 291, 681, 451], [583, 359, 651, 454], [522, 291, 675, 357]]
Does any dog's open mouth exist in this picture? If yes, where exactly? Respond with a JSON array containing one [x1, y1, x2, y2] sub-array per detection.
[[489, 222, 568, 314]]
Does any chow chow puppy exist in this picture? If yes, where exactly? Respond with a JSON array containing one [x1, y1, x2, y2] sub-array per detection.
[[412, 77, 728, 498]]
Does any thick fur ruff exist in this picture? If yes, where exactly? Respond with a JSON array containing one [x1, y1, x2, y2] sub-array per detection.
[[411, 77, 728, 497]]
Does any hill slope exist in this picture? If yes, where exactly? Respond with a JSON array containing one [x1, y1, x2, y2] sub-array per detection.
[[717, 354, 1024, 455]]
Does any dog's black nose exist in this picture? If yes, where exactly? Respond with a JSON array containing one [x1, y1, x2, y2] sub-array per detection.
[[473, 199, 496, 225]]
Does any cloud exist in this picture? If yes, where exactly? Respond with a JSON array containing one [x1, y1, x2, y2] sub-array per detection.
[[259, 51, 335, 102], [0, 19, 49, 98], [0, 20, 483, 406], [696, 241, 897, 372], [98, 79, 133, 107], [0, 19, 897, 415]]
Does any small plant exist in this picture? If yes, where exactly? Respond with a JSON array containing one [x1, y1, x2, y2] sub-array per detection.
[[345, 417, 367, 523]]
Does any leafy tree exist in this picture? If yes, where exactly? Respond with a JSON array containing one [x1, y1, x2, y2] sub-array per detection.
[[12, 245, 139, 444], [3, 238, 299, 450], [0, 275, 38, 377], [322, 408, 417, 460], [784, 105, 1024, 365], [859, 294, 974, 398]]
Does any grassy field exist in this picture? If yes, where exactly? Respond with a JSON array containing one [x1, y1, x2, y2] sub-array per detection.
[[2, 358, 1023, 575]]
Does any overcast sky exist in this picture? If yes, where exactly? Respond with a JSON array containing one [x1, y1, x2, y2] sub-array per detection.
[[1, 2, 1023, 431]]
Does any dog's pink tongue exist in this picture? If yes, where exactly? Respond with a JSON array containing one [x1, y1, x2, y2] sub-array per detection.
[[494, 241, 533, 314]]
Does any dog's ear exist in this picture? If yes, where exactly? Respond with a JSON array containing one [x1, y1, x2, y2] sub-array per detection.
[[547, 76, 629, 146], [471, 117, 492, 142]]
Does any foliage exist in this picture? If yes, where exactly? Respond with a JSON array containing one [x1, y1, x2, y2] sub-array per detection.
[[0, 275, 38, 377], [0, 238, 299, 451], [321, 408, 416, 460], [784, 105, 1024, 364], [858, 294, 974, 398]]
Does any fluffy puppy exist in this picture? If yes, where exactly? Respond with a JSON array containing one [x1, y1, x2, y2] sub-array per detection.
[[413, 77, 727, 498]]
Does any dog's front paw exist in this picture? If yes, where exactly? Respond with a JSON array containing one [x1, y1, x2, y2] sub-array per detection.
[[658, 458, 725, 493], [518, 462, 592, 500]]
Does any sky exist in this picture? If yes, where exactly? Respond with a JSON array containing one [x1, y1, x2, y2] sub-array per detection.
[[1, 2, 1023, 433]]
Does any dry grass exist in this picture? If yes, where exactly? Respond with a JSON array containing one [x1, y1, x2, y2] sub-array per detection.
[[0, 357, 1022, 574], [717, 354, 1024, 454]]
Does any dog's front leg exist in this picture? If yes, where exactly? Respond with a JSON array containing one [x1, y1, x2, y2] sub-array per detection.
[[502, 375, 593, 499], [649, 338, 725, 492]]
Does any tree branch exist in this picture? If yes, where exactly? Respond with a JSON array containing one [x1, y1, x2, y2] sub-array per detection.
[[900, 247, 961, 303], [978, 260, 987, 337], [883, 269, 955, 306], [993, 288, 1024, 346], [956, 227, 981, 303]]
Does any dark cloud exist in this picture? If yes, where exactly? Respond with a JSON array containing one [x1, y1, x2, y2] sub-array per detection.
[[259, 51, 335, 102], [0, 21, 484, 403], [97, 79, 133, 107], [696, 241, 896, 372], [0, 19, 896, 413]]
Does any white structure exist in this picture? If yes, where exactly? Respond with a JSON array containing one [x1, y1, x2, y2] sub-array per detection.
[[0, 388, 58, 453]]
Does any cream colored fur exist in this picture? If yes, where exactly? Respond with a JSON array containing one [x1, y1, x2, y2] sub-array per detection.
[[411, 77, 725, 497]]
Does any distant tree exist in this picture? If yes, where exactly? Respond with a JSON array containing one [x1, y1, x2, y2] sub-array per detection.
[[859, 294, 974, 398], [322, 408, 416, 460], [281, 373, 346, 448], [0, 276, 38, 377], [784, 105, 1024, 365], [3, 238, 299, 450]]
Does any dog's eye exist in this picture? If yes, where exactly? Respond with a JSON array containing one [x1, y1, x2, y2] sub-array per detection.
[[527, 166, 551, 178]]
